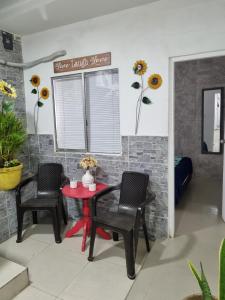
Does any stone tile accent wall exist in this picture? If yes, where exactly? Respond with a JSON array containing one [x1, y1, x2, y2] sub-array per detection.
[[28, 134, 168, 240], [0, 31, 31, 243], [175, 57, 225, 178]]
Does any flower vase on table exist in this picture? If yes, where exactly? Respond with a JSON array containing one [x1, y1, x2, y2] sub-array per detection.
[[80, 156, 97, 188], [82, 169, 94, 188]]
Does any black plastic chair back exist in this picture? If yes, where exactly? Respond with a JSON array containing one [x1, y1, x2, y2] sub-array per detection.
[[37, 163, 63, 198], [118, 172, 149, 215]]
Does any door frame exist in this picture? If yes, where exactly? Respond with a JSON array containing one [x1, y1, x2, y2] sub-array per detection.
[[168, 49, 225, 238]]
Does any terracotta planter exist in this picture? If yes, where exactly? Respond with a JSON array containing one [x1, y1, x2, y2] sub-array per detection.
[[0, 164, 23, 191], [183, 295, 217, 300]]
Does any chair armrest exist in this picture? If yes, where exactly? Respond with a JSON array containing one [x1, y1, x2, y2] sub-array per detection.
[[90, 184, 121, 216], [16, 175, 36, 205], [138, 191, 156, 209]]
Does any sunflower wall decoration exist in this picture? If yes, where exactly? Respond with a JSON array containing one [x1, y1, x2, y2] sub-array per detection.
[[30, 75, 50, 134], [0, 80, 17, 113], [132, 60, 163, 135]]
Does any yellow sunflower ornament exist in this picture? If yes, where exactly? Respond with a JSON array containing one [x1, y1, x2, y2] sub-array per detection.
[[40, 87, 50, 100], [30, 75, 40, 87], [131, 60, 163, 134], [148, 74, 163, 90], [133, 60, 148, 75], [30, 75, 50, 134]]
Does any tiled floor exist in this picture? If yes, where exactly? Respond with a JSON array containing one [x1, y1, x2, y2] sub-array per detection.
[[1, 176, 224, 300], [127, 176, 225, 300], [175, 177, 222, 236], [0, 222, 147, 300]]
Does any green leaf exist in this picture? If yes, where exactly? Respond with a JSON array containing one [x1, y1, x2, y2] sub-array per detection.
[[142, 97, 152, 104], [131, 82, 140, 89], [200, 262, 213, 300], [31, 89, 37, 94], [219, 239, 225, 300], [0, 112, 26, 164], [2, 101, 14, 113], [133, 67, 138, 74], [37, 101, 43, 107], [189, 262, 203, 290]]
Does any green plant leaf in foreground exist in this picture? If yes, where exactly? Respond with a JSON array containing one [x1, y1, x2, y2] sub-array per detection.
[[219, 239, 225, 300], [200, 262, 213, 300], [188, 262, 213, 300]]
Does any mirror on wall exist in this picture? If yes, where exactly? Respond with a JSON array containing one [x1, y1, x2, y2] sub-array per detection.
[[202, 88, 224, 154]]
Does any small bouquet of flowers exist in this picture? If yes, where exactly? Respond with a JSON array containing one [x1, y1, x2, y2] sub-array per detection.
[[80, 156, 97, 170]]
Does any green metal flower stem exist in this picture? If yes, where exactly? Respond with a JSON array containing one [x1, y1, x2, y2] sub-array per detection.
[[34, 88, 40, 135], [135, 77, 149, 135]]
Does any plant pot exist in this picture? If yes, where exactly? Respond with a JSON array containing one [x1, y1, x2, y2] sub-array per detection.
[[82, 169, 94, 188], [0, 164, 23, 191], [183, 295, 217, 300]]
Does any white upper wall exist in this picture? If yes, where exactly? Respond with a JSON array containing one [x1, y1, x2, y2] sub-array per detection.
[[22, 0, 225, 136]]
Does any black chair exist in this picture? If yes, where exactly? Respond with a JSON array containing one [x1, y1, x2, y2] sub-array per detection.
[[88, 171, 151, 279], [16, 163, 68, 244]]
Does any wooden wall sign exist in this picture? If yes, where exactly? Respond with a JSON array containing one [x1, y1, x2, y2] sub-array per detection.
[[54, 52, 111, 73]]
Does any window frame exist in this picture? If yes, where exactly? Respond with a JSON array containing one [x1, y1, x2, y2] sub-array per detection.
[[51, 68, 121, 154]]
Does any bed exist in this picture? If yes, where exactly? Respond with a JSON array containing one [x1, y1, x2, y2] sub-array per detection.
[[175, 156, 193, 205]]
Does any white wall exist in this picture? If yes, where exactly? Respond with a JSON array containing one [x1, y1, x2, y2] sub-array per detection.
[[22, 0, 225, 136]]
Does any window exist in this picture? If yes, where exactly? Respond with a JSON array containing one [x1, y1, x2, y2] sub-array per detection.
[[52, 69, 121, 154]]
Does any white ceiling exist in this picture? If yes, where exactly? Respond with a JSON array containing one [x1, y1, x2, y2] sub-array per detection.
[[0, 0, 158, 36]]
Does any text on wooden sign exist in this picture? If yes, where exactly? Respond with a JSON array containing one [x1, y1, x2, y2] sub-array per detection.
[[54, 52, 111, 73]]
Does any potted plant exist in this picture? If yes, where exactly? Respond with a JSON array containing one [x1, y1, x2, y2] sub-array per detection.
[[184, 239, 225, 300], [0, 80, 26, 190]]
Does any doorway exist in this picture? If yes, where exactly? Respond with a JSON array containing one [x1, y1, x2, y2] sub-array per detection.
[[168, 50, 225, 238]]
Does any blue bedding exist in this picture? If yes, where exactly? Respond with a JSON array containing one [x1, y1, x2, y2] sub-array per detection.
[[175, 157, 193, 205]]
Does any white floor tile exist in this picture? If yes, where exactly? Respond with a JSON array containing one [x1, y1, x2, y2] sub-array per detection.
[[60, 260, 134, 300], [28, 244, 88, 296], [13, 286, 57, 300], [127, 177, 225, 300], [92, 238, 147, 272], [0, 235, 49, 266]]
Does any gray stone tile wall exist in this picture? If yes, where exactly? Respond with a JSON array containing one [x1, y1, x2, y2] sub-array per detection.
[[175, 57, 225, 178], [0, 31, 32, 243], [28, 134, 168, 240]]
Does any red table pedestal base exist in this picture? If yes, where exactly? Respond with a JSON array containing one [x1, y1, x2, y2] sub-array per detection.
[[65, 198, 111, 252]]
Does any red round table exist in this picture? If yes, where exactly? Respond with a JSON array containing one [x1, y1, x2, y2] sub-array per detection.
[[62, 182, 111, 251]]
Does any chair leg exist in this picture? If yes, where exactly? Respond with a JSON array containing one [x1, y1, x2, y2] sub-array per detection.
[[32, 211, 38, 224], [61, 201, 68, 225], [143, 222, 150, 252], [51, 208, 61, 243], [124, 230, 135, 280], [16, 210, 24, 243], [88, 223, 96, 261], [112, 232, 119, 241]]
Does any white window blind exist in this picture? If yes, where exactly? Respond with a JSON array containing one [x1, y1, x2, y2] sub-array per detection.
[[52, 74, 86, 150], [85, 69, 121, 154]]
